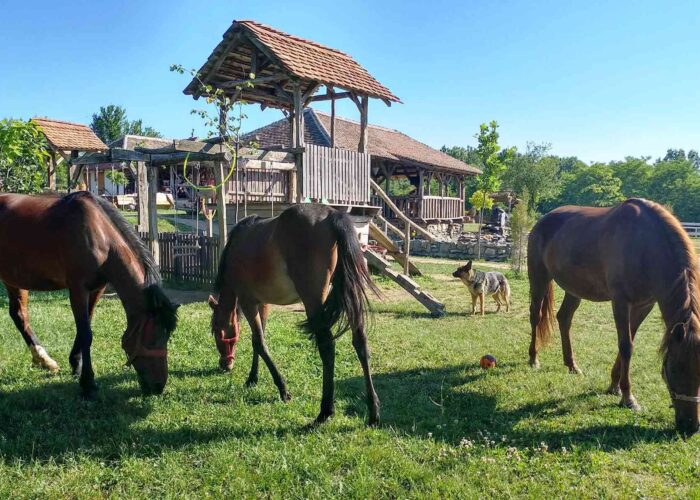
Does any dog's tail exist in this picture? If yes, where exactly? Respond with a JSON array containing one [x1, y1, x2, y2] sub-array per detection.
[[501, 275, 511, 306]]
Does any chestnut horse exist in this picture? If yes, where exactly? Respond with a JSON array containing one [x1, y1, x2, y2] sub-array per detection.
[[0, 192, 177, 397], [208, 204, 380, 425], [528, 198, 700, 434]]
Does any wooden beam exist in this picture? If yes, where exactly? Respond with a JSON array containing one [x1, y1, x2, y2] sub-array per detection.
[[358, 95, 368, 154], [301, 82, 321, 105], [147, 162, 160, 265], [215, 105, 229, 250], [370, 179, 436, 241], [136, 161, 149, 233], [292, 84, 304, 202], [330, 88, 336, 148], [219, 73, 288, 89], [309, 91, 352, 103]]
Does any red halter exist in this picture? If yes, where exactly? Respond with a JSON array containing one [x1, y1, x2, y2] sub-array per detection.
[[218, 329, 240, 363], [123, 317, 168, 365]]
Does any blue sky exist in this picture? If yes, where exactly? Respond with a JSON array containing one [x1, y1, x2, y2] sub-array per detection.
[[1, 0, 698, 163]]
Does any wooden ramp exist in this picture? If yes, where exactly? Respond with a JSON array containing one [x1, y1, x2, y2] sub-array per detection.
[[369, 222, 422, 276], [364, 248, 445, 317]]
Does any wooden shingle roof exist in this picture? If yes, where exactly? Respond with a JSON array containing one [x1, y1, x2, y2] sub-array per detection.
[[31, 118, 107, 152], [243, 109, 480, 176], [184, 20, 399, 106]]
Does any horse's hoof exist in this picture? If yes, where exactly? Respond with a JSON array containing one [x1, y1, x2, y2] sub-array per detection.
[[280, 390, 292, 402], [31, 346, 60, 373], [606, 385, 621, 396], [219, 360, 233, 372], [314, 410, 334, 425], [529, 359, 540, 369], [80, 387, 98, 401], [568, 365, 583, 375], [244, 377, 258, 387], [368, 413, 380, 427], [620, 397, 641, 411]]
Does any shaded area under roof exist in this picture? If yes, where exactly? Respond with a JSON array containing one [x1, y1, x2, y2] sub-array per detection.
[[243, 109, 480, 175], [184, 20, 400, 108], [31, 118, 107, 152]]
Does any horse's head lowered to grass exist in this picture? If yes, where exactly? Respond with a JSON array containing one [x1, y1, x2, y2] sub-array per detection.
[[208, 294, 240, 372], [123, 285, 179, 395]]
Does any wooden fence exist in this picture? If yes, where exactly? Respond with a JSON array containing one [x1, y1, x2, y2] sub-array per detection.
[[371, 194, 464, 221], [226, 167, 291, 204], [682, 222, 700, 237], [140, 232, 220, 285], [302, 144, 370, 204]]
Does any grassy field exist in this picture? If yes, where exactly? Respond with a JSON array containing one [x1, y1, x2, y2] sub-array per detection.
[[1, 259, 699, 497], [121, 209, 197, 233]]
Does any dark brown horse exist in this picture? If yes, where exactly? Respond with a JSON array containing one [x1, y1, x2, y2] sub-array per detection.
[[528, 198, 700, 434], [0, 192, 177, 397], [208, 204, 380, 425]]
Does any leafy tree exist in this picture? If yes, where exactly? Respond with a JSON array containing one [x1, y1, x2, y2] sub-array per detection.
[[557, 163, 624, 207], [0, 119, 49, 193], [510, 188, 535, 275], [688, 150, 700, 170], [90, 105, 161, 144], [472, 121, 513, 256], [647, 159, 700, 220], [441, 145, 479, 200], [469, 190, 493, 211], [555, 156, 587, 174], [502, 142, 560, 212], [609, 156, 652, 198], [661, 148, 686, 162]]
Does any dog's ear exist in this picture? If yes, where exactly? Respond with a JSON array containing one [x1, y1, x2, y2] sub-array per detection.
[[466, 260, 472, 270]]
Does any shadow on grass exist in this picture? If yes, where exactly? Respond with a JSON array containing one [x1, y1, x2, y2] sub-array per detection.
[[336, 363, 676, 451]]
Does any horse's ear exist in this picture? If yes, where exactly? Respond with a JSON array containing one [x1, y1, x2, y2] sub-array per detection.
[[208, 295, 219, 310], [466, 260, 472, 270]]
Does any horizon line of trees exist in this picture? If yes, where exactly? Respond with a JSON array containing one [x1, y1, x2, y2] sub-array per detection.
[[442, 138, 700, 222]]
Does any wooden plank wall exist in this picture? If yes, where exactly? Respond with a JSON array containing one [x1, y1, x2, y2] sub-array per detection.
[[302, 144, 370, 204], [226, 168, 290, 203], [139, 232, 220, 285]]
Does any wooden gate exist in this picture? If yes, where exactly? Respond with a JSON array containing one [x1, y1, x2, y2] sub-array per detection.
[[140, 232, 220, 285]]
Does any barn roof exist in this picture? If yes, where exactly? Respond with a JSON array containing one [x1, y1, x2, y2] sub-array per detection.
[[184, 20, 400, 107], [243, 109, 480, 176], [31, 118, 107, 152]]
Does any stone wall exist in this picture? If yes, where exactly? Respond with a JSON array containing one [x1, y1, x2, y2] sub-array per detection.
[[408, 238, 511, 262]]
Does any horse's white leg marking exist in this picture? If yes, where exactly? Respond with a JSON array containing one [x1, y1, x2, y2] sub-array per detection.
[[30, 345, 60, 373]]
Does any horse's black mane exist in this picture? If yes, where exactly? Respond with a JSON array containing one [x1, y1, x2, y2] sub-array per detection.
[[60, 192, 177, 340], [214, 214, 261, 292]]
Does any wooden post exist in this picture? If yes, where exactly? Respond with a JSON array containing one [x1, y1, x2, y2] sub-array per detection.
[[403, 222, 411, 276], [147, 162, 160, 265], [136, 161, 149, 232], [69, 151, 80, 191], [358, 95, 368, 154], [329, 87, 336, 148], [47, 151, 57, 191], [292, 84, 304, 202], [215, 105, 229, 250]]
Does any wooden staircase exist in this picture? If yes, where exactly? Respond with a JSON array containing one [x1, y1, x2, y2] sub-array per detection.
[[367, 179, 446, 317], [364, 248, 445, 317]]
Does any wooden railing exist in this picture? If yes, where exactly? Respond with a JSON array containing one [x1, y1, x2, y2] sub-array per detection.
[[371, 194, 464, 221], [226, 166, 292, 204], [302, 144, 370, 204]]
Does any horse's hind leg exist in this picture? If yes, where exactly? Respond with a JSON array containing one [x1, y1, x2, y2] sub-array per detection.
[[245, 303, 268, 387], [607, 301, 654, 397], [69, 286, 105, 377], [352, 325, 380, 426], [5, 285, 59, 373], [557, 292, 582, 374], [241, 302, 290, 401]]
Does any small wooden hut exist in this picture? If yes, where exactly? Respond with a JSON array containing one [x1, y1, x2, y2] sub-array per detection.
[[30, 118, 107, 190]]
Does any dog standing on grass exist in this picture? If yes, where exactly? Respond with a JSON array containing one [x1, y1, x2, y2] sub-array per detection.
[[453, 260, 511, 315]]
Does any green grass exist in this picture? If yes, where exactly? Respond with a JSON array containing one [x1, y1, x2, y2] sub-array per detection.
[[121, 210, 195, 233], [1, 260, 699, 497]]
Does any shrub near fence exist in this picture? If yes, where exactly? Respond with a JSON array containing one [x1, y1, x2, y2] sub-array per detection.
[[139, 232, 220, 285]]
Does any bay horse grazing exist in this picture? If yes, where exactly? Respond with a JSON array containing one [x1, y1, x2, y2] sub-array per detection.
[[0, 192, 178, 398], [208, 204, 381, 425], [528, 198, 700, 434]]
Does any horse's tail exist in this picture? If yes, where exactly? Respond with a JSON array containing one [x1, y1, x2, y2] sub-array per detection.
[[536, 281, 555, 347], [312, 211, 380, 340]]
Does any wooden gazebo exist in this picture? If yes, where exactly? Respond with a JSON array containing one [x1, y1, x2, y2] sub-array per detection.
[[183, 20, 401, 241]]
